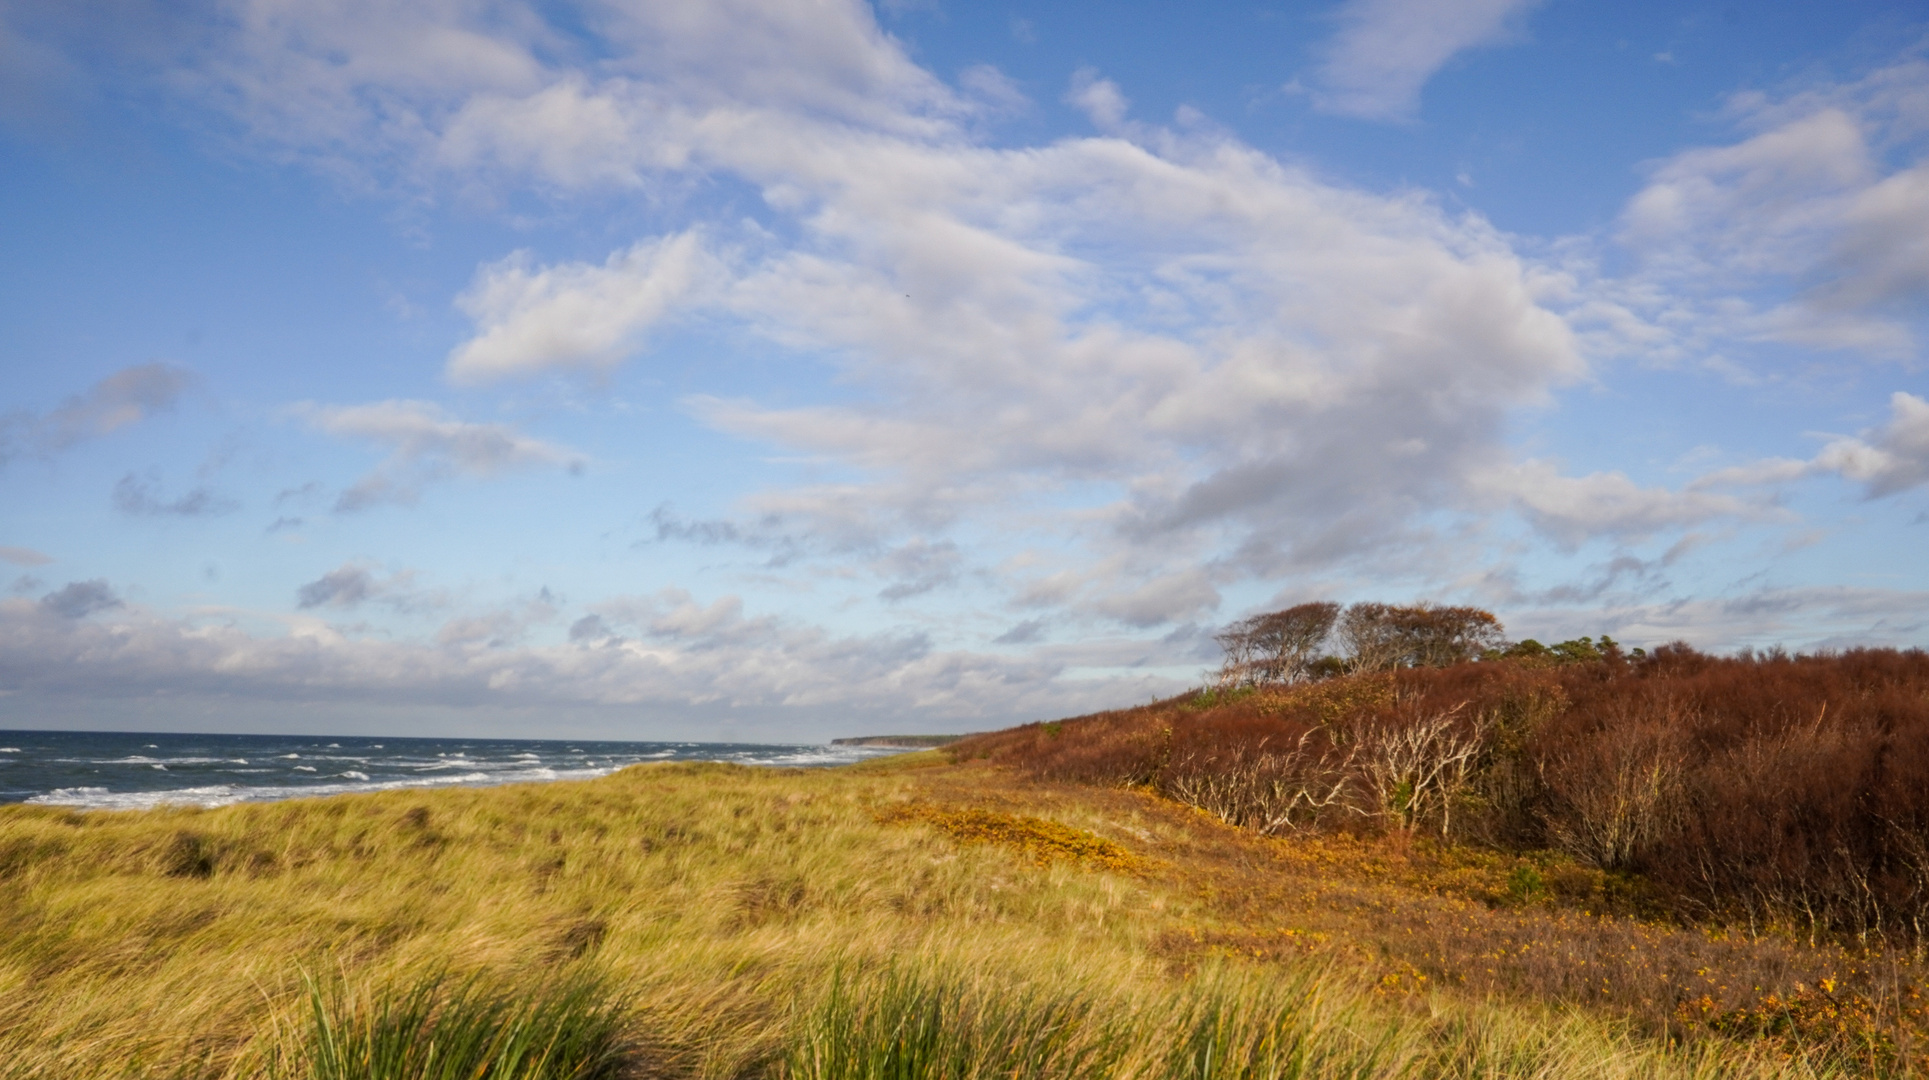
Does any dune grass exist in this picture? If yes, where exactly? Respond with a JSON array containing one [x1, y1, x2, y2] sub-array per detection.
[[0, 755, 1876, 1079], [270, 970, 629, 1080]]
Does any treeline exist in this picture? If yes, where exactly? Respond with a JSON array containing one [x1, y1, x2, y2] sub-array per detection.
[[957, 639, 1929, 946]]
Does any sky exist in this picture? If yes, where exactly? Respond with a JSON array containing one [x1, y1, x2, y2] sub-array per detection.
[[2, 0, 1927, 742]]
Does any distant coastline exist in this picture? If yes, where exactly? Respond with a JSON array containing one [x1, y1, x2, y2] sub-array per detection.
[[828, 734, 963, 748]]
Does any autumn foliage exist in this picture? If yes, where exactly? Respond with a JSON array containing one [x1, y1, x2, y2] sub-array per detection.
[[954, 643, 1929, 946]]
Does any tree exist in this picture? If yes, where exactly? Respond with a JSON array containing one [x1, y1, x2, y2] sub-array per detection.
[[1335, 602, 1405, 673], [1336, 602, 1504, 672], [1213, 601, 1341, 687]]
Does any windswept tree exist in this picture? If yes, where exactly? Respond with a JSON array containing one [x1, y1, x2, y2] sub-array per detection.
[[1335, 602, 1405, 674], [1217, 600, 1504, 685], [1213, 602, 1340, 687], [1337, 602, 1504, 672]]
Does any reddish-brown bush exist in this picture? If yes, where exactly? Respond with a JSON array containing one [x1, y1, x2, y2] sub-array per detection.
[[952, 646, 1929, 945]]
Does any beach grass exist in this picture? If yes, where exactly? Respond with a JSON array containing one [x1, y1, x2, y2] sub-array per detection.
[[0, 757, 1875, 1078]]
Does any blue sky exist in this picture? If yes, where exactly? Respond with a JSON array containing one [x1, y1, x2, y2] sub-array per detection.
[[2, 0, 1927, 740]]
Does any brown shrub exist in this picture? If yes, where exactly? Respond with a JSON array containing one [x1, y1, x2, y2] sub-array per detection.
[[965, 646, 1929, 945]]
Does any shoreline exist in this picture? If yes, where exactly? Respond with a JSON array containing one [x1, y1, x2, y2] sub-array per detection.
[[0, 730, 899, 811]]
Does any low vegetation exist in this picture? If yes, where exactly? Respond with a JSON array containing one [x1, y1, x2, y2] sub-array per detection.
[[5, 632, 1928, 1078]]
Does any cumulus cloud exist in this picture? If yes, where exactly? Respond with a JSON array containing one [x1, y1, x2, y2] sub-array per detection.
[[294, 561, 443, 612], [1816, 392, 1929, 496], [447, 232, 719, 384], [296, 564, 385, 609], [1, 364, 192, 464], [162, 0, 965, 195], [1309, 0, 1542, 121], [1066, 68, 1130, 131], [1692, 392, 1929, 501], [1608, 54, 1929, 362], [1481, 460, 1780, 549], [112, 472, 239, 517], [39, 580, 122, 619], [297, 399, 583, 510]]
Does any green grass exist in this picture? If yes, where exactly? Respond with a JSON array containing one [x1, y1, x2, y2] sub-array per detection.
[[275, 970, 629, 1080]]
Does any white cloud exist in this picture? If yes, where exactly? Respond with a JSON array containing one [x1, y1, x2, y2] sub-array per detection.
[[166, 0, 967, 195], [0, 591, 1175, 733], [1815, 391, 1929, 497], [1, 364, 193, 464], [297, 0, 1819, 624], [1607, 54, 1929, 363], [22, 0, 1895, 702], [447, 232, 718, 383], [297, 399, 583, 510], [1066, 68, 1129, 131], [1310, 0, 1542, 121], [1691, 391, 1929, 500], [1480, 459, 1780, 549]]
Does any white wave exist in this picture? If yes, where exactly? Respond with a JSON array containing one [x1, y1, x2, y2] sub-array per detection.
[[151, 763, 167, 771], [29, 784, 242, 811], [16, 740, 909, 812], [25, 766, 512, 810], [0, 748, 20, 753], [737, 746, 904, 767]]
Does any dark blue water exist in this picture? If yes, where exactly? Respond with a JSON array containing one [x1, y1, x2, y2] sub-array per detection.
[[0, 731, 896, 810]]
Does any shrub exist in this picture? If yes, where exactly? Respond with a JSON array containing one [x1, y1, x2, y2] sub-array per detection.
[[962, 646, 1929, 945]]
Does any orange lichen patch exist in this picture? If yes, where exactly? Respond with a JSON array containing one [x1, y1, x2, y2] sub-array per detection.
[[877, 804, 1150, 874]]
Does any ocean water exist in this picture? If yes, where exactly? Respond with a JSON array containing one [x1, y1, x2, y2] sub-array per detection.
[[0, 730, 900, 811]]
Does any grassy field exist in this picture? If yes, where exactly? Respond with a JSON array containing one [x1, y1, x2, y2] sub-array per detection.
[[0, 753, 1899, 1078]]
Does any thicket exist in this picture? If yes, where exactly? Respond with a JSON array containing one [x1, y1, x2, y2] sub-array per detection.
[[954, 645, 1929, 947]]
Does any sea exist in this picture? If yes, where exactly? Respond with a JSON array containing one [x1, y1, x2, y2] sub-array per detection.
[[0, 730, 901, 811]]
